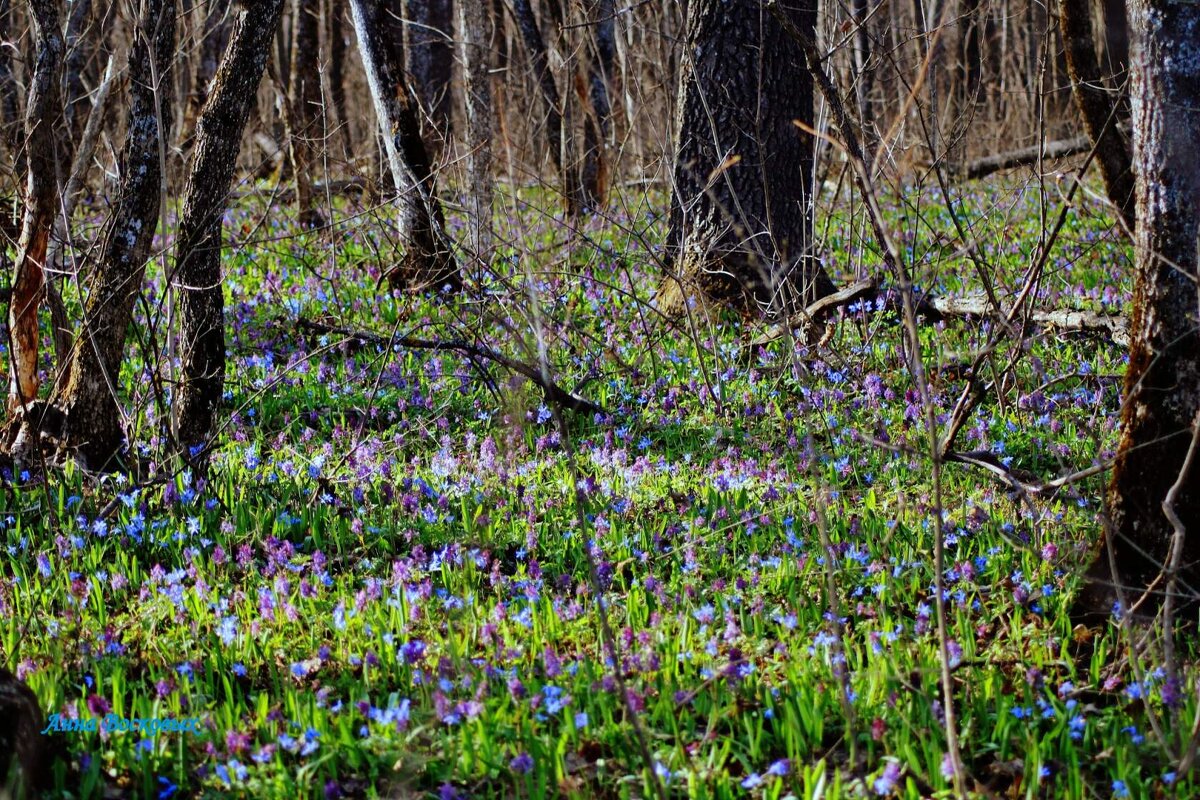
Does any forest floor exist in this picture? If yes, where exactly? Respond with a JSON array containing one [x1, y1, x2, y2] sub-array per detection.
[[3, 174, 1179, 799]]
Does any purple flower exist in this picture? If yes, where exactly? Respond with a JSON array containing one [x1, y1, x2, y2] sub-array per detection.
[[766, 759, 790, 777], [510, 752, 534, 774], [873, 762, 901, 795], [399, 639, 426, 664], [86, 694, 111, 717]]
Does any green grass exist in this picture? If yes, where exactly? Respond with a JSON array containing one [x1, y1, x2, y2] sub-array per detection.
[[2, 177, 1185, 799]]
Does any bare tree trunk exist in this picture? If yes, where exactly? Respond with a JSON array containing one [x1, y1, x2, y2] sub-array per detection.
[[852, 0, 876, 150], [20, 0, 177, 468], [1100, 0, 1127, 84], [6, 0, 64, 412], [46, 51, 118, 378], [61, 0, 94, 157], [173, 0, 286, 458], [508, 0, 577, 212], [405, 0, 452, 157], [457, 0, 492, 262], [0, 0, 20, 164], [326, 0, 353, 159], [187, 0, 231, 131], [1060, 0, 1135, 229], [349, 0, 457, 290], [287, 0, 326, 227], [0, 0, 23, 271], [579, 0, 613, 207], [659, 0, 834, 316], [1075, 0, 1200, 620]]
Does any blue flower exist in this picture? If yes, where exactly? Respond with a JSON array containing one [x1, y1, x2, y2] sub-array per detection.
[[741, 773, 763, 789], [1112, 779, 1129, 798]]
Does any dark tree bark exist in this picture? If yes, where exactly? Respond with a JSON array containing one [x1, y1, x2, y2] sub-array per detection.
[[0, 0, 23, 251], [286, 0, 326, 227], [1060, 0, 1135, 230], [349, 0, 457, 290], [659, 0, 835, 316], [14, 0, 178, 468], [61, 0, 94, 156], [326, 0, 353, 158], [852, 0, 877, 146], [0, 0, 20, 163], [457, 0, 492, 260], [1101, 0, 1128, 84], [405, 0, 452, 156], [0, 668, 52, 797], [1075, 0, 1200, 621], [187, 0, 232, 132], [579, 0, 614, 206], [509, 0, 586, 214], [173, 0, 286, 457], [7, 0, 64, 411]]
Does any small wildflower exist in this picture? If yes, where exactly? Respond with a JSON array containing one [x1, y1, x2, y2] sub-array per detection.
[[873, 761, 901, 795]]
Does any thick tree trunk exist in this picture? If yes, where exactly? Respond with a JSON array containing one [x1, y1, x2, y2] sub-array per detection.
[[1059, 0, 1135, 230], [579, 0, 613, 207], [457, 0, 492, 261], [659, 0, 834, 317], [405, 0, 453, 157], [19, 0, 177, 468], [287, 0, 326, 227], [7, 0, 64, 412], [349, 0, 457, 290], [173, 0, 286, 458], [1075, 0, 1200, 621]]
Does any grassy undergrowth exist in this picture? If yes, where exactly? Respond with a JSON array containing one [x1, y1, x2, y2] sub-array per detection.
[[2, 176, 1185, 799]]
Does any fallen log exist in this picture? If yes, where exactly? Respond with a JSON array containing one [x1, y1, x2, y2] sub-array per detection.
[[947, 136, 1094, 180], [923, 293, 1129, 348]]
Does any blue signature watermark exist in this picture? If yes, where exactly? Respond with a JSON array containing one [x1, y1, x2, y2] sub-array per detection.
[[41, 713, 202, 735]]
